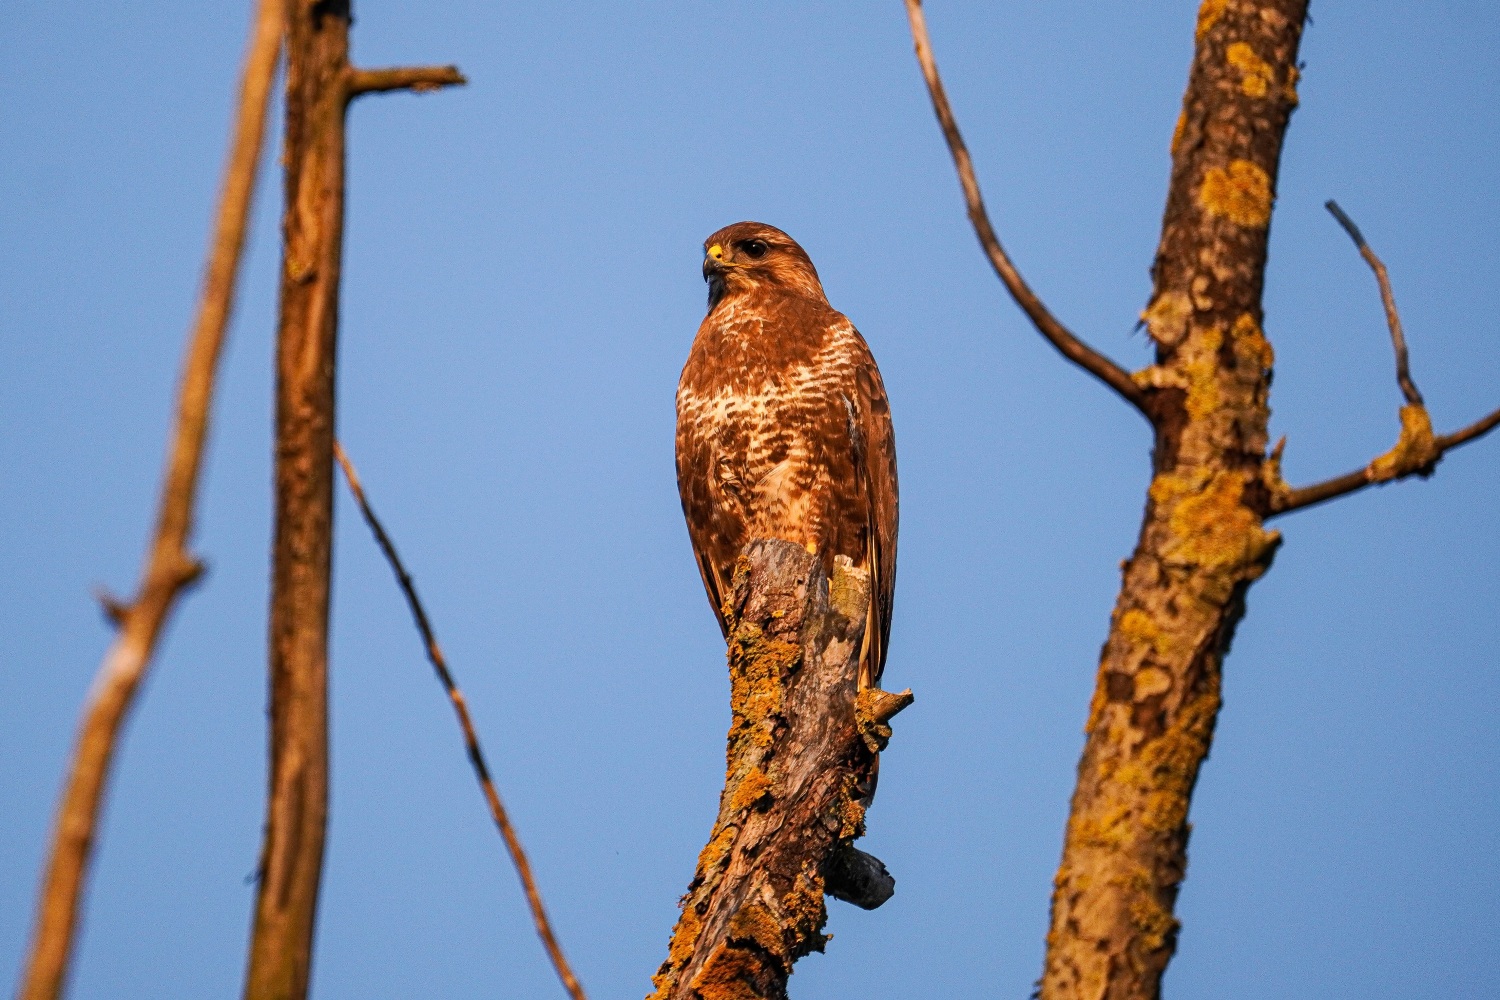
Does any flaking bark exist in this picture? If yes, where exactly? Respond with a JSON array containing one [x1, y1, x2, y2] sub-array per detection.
[[649, 539, 910, 1000], [1039, 3, 1307, 998]]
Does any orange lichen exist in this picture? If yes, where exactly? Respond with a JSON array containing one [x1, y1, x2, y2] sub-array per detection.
[[727, 623, 796, 750], [838, 783, 867, 840], [1285, 63, 1301, 104], [1367, 404, 1437, 481], [1198, 159, 1273, 228], [1170, 109, 1187, 157], [727, 767, 772, 815], [694, 824, 736, 882], [1195, 0, 1227, 39], [1226, 41, 1273, 98], [1231, 312, 1274, 371], [649, 902, 704, 999]]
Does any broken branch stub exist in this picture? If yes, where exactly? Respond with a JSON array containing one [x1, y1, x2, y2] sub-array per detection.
[[650, 539, 911, 1000]]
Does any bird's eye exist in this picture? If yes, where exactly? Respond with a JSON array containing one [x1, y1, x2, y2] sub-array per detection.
[[741, 239, 769, 260]]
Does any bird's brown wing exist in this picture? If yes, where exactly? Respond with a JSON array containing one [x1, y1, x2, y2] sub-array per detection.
[[675, 416, 735, 639], [849, 331, 899, 690]]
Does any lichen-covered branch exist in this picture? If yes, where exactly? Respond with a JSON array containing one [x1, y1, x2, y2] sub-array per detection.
[[333, 443, 588, 1000], [1029, 3, 1309, 996], [17, 3, 281, 997], [902, 0, 1153, 420], [649, 540, 911, 1000], [1265, 204, 1500, 517], [242, 3, 462, 998]]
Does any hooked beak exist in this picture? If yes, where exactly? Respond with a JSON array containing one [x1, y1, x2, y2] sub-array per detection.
[[702, 243, 729, 281]]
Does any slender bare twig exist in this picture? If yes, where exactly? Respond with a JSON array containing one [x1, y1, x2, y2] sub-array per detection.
[[348, 65, 466, 97], [902, 0, 1153, 420], [1269, 204, 1500, 517], [333, 443, 589, 1000], [1271, 404, 1500, 516], [16, 6, 282, 999], [1325, 200, 1423, 405]]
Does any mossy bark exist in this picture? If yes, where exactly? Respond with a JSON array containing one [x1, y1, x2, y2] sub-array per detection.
[[1039, 2, 1307, 998], [650, 540, 908, 1000]]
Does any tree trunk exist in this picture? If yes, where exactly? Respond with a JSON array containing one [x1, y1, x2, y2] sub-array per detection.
[[649, 540, 912, 1000], [1039, 2, 1307, 997], [240, 3, 350, 998]]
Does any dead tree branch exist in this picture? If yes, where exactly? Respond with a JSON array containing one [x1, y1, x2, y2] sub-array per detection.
[[903, 0, 1153, 420], [911, 2, 1315, 997], [1267, 203, 1500, 516], [332, 443, 588, 1000], [348, 65, 466, 96], [241, 4, 463, 998], [649, 540, 912, 1000], [16, 3, 282, 997]]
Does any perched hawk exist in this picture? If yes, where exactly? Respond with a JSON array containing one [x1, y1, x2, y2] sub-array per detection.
[[676, 222, 898, 689]]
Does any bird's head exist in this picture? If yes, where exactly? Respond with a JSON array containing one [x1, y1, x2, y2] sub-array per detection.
[[701, 222, 826, 311]]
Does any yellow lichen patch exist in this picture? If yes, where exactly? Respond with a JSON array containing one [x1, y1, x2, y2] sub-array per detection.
[[1134, 667, 1173, 700], [1119, 608, 1169, 659], [1141, 290, 1193, 347], [727, 767, 772, 814], [1171, 109, 1186, 157], [1199, 159, 1273, 228], [1165, 470, 1264, 571], [1285, 64, 1301, 104], [690, 943, 762, 1000], [1231, 312, 1274, 371], [1226, 41, 1273, 98], [1195, 0, 1227, 39], [1178, 323, 1224, 422], [1367, 404, 1438, 481]]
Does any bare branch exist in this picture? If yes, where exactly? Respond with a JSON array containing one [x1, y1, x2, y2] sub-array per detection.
[[347, 64, 466, 98], [1325, 200, 1423, 405], [1271, 404, 1500, 516], [333, 444, 588, 1000], [902, 0, 1153, 421], [16, 4, 281, 998], [1268, 204, 1499, 517]]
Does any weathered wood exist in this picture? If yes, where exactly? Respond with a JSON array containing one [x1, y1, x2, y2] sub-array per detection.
[[1039, 3, 1307, 998], [17, 4, 282, 998], [649, 540, 910, 1000]]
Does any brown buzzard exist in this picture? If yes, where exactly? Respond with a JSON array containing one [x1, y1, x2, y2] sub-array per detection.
[[676, 222, 898, 688]]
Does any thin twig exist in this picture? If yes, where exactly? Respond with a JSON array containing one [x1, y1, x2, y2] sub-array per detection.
[[333, 442, 589, 1000], [1272, 404, 1500, 516], [348, 64, 466, 98], [1325, 200, 1423, 405], [1269, 203, 1500, 517], [902, 0, 1153, 420], [16, 5, 282, 998]]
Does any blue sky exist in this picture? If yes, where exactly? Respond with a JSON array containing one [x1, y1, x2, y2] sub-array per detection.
[[2, 2, 1497, 997]]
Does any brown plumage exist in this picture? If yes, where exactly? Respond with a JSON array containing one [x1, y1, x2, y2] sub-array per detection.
[[676, 222, 898, 688]]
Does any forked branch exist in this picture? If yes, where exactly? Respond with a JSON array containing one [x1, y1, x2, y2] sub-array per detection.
[[903, 0, 1153, 420], [333, 443, 588, 1000], [16, 4, 282, 998], [1269, 202, 1500, 516]]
